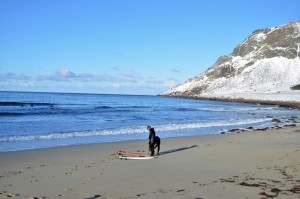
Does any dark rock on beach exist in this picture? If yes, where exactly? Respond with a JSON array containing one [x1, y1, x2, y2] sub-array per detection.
[[271, 118, 281, 123], [256, 127, 269, 131], [284, 124, 297, 127], [228, 128, 240, 133]]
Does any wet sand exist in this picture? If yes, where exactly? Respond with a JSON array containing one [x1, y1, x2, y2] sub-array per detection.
[[1, 127, 300, 199]]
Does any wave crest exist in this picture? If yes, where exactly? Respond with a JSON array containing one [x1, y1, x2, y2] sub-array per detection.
[[0, 118, 270, 142]]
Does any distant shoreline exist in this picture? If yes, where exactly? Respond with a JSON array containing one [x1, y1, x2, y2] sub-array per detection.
[[160, 95, 300, 109]]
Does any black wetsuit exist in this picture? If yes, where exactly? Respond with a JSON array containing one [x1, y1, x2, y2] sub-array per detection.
[[154, 136, 160, 154], [148, 128, 156, 155]]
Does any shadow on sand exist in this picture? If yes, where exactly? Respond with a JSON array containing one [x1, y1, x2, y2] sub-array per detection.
[[159, 145, 198, 156]]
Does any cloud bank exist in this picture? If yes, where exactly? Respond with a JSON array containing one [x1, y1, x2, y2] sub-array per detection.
[[0, 69, 179, 95]]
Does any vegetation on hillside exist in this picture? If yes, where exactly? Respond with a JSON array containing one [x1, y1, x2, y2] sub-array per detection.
[[291, 84, 300, 90]]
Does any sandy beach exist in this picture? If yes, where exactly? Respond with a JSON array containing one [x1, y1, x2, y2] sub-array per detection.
[[1, 127, 300, 199]]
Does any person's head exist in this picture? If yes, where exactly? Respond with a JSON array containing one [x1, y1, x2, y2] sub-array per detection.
[[147, 125, 151, 130]]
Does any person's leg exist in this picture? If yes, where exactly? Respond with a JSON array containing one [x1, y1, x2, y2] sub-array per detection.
[[150, 143, 155, 155], [157, 139, 160, 154]]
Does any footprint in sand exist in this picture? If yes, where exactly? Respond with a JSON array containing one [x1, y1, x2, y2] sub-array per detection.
[[86, 194, 102, 199], [136, 193, 147, 197], [3, 171, 23, 177]]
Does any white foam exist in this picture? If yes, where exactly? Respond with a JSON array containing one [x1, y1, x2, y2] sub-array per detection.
[[156, 118, 270, 132], [0, 118, 271, 142]]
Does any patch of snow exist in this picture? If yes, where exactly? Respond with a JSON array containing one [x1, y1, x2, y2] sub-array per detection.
[[266, 26, 279, 35], [199, 57, 300, 102], [253, 32, 267, 42], [163, 57, 300, 102], [274, 47, 288, 51]]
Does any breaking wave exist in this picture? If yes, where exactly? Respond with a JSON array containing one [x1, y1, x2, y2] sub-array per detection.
[[0, 118, 270, 142]]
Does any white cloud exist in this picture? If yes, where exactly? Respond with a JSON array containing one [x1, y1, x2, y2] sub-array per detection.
[[0, 73, 34, 88], [112, 83, 120, 88], [19, 81, 34, 87], [0, 73, 31, 81], [1, 69, 179, 95], [56, 69, 76, 78], [36, 69, 123, 83], [163, 79, 178, 88]]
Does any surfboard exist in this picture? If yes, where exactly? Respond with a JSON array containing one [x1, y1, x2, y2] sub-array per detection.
[[119, 155, 156, 160], [117, 151, 151, 157]]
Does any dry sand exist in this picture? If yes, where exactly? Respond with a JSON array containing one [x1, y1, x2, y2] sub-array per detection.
[[1, 127, 300, 199]]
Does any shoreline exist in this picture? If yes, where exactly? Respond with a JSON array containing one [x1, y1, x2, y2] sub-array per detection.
[[1, 126, 300, 199], [160, 95, 300, 109], [1, 119, 298, 153]]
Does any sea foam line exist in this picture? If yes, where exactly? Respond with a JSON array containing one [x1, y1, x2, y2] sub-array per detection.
[[0, 118, 270, 142]]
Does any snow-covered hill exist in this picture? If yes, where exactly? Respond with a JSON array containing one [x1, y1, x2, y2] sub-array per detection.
[[161, 21, 300, 102]]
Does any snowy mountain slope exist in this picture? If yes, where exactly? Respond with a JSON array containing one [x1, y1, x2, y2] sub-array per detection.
[[161, 21, 300, 102]]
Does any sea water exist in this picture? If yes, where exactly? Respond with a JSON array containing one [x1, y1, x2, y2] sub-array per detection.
[[0, 91, 299, 151]]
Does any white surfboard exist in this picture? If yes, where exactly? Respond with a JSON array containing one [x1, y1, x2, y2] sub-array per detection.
[[119, 155, 157, 160], [117, 151, 151, 157]]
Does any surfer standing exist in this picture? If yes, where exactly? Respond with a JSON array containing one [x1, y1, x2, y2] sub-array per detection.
[[147, 125, 156, 156]]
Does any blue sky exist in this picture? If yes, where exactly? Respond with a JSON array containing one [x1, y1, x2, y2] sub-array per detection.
[[0, 0, 299, 95]]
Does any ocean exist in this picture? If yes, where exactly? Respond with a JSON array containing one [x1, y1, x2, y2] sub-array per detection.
[[0, 91, 299, 152]]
